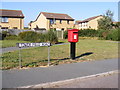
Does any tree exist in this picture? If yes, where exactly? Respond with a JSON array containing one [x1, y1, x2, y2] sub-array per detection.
[[98, 10, 114, 30]]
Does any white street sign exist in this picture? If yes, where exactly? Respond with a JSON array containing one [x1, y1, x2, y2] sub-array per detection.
[[17, 42, 51, 48]]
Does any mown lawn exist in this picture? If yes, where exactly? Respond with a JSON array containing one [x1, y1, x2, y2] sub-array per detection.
[[0, 40, 30, 48], [1, 39, 118, 70]]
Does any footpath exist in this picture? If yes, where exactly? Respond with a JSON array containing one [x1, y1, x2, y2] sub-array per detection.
[[2, 58, 118, 88]]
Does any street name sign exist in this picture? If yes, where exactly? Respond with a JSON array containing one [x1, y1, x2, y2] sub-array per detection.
[[17, 42, 51, 48]]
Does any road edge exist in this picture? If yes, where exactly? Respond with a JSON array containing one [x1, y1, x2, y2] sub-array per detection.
[[18, 70, 118, 88]]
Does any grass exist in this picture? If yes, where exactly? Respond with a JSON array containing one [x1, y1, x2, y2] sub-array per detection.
[[0, 40, 30, 48], [1, 39, 118, 70]]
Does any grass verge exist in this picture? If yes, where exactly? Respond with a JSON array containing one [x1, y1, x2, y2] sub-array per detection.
[[1, 40, 30, 48], [1, 39, 118, 70]]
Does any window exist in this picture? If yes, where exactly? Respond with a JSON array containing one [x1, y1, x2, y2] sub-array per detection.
[[0, 17, 8, 23], [13, 27, 18, 29], [60, 20, 62, 24], [50, 19, 56, 24], [67, 20, 69, 24], [62, 28, 64, 31], [1, 27, 8, 29]]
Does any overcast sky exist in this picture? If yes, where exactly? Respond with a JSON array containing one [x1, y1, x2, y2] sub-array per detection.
[[1, 2, 118, 27]]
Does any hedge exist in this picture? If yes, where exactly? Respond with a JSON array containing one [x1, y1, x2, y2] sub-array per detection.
[[63, 29, 98, 39], [19, 31, 58, 43], [63, 29, 120, 41], [105, 29, 120, 41]]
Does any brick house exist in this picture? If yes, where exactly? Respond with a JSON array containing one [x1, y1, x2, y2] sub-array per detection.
[[0, 9, 24, 29], [29, 12, 74, 31], [75, 15, 103, 30]]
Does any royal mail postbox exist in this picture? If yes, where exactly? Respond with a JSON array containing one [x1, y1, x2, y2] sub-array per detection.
[[68, 29, 79, 60], [68, 29, 79, 42]]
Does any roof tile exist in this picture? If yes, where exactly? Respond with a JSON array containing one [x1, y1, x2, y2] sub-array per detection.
[[0, 9, 24, 18]]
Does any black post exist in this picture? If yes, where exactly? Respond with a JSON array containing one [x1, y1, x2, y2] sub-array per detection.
[[70, 42, 76, 60]]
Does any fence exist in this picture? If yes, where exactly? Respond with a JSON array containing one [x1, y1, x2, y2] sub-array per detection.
[[1, 43, 69, 70], [0, 29, 64, 39], [0, 29, 32, 36], [55, 30, 64, 39]]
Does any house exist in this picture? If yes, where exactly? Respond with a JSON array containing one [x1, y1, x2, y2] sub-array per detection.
[[29, 12, 74, 31], [0, 9, 24, 29], [75, 15, 103, 30]]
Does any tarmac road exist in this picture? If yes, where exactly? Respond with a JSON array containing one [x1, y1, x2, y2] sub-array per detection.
[[46, 72, 118, 88], [2, 58, 118, 88]]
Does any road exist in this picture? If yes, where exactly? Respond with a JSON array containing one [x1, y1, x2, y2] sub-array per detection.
[[2, 58, 118, 88], [35, 72, 118, 88]]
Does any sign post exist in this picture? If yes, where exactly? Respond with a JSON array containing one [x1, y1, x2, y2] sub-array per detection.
[[16, 42, 51, 68], [48, 46, 50, 66], [19, 47, 22, 68]]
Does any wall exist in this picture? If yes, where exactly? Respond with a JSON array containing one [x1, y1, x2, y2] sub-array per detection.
[[29, 13, 74, 30], [77, 16, 103, 30], [30, 13, 47, 30], [0, 18, 24, 29], [49, 19, 74, 30], [88, 16, 103, 30]]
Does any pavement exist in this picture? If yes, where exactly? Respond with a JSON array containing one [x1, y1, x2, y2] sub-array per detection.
[[2, 58, 118, 88], [45, 71, 118, 88]]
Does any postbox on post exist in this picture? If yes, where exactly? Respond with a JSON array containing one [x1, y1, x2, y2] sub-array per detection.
[[68, 29, 79, 60]]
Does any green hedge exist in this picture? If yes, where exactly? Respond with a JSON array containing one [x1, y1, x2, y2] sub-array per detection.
[[63, 29, 98, 39], [0, 31, 8, 40], [78, 29, 98, 37], [44, 30, 58, 43], [63, 29, 120, 41], [63, 31, 68, 39], [5, 35, 21, 40], [19, 31, 58, 43], [105, 29, 120, 41], [19, 31, 39, 42]]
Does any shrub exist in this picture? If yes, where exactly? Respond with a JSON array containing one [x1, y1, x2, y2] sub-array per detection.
[[18, 31, 58, 43], [45, 30, 58, 44], [5, 35, 21, 40], [106, 29, 120, 41], [97, 29, 109, 39], [19, 31, 39, 42], [63, 31, 68, 39], [78, 29, 98, 37], [0, 31, 9, 40]]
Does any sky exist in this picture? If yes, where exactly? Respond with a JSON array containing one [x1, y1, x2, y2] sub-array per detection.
[[1, 2, 119, 27]]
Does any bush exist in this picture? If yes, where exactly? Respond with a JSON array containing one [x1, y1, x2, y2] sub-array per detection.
[[19, 31, 39, 42], [106, 29, 120, 41], [63, 31, 68, 39], [78, 29, 98, 37], [45, 30, 58, 44], [97, 29, 109, 39], [5, 35, 21, 40], [0, 31, 8, 40], [18, 31, 58, 43]]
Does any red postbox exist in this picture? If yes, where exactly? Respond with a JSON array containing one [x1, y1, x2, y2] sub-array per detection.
[[68, 29, 79, 60], [68, 29, 79, 42]]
